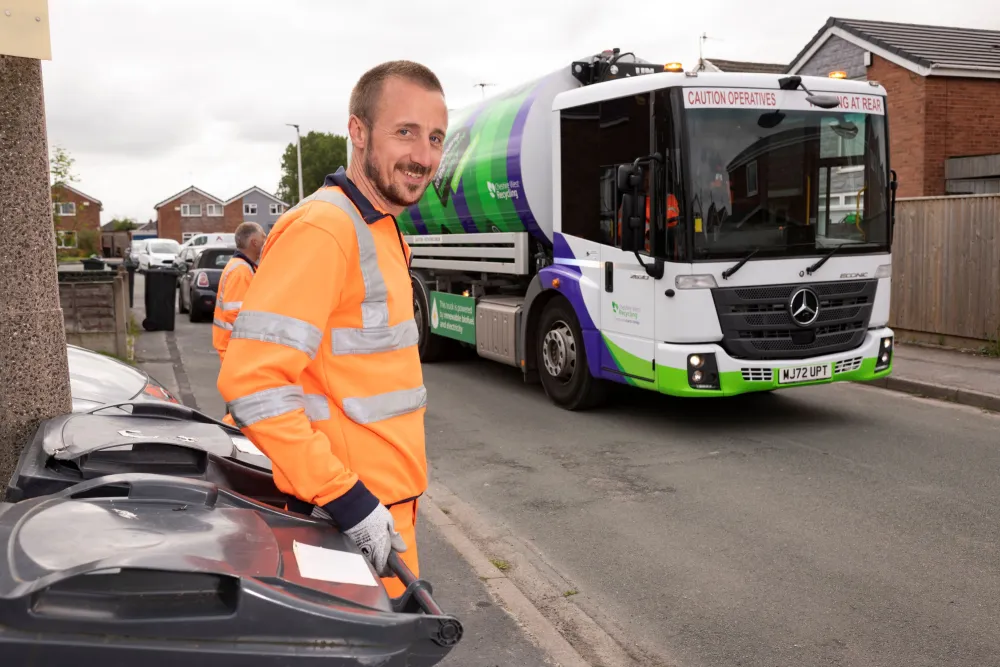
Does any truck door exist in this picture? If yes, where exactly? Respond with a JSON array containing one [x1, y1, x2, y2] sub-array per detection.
[[597, 93, 657, 386]]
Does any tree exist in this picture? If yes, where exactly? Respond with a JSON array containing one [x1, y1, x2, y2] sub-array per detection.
[[50, 145, 79, 229], [276, 131, 348, 205], [109, 217, 139, 231]]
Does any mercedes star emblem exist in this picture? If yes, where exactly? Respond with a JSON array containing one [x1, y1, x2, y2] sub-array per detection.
[[789, 288, 820, 326]]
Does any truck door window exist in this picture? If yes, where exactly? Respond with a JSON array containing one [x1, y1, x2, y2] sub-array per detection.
[[559, 94, 653, 248]]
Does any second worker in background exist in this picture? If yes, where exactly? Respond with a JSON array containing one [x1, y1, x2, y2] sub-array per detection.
[[217, 60, 448, 595]]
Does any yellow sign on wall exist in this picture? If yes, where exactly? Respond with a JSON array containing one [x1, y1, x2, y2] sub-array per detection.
[[0, 0, 51, 60]]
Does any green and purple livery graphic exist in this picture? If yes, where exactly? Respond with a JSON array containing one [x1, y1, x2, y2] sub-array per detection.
[[398, 69, 579, 247]]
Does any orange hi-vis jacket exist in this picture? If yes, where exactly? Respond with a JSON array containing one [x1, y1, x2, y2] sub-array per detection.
[[216, 167, 426, 534], [212, 251, 257, 363]]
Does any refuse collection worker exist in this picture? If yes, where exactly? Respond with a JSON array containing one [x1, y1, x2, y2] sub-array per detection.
[[212, 221, 266, 364], [217, 60, 447, 596]]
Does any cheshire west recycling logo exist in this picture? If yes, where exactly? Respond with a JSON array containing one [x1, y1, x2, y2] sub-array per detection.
[[431, 297, 440, 329]]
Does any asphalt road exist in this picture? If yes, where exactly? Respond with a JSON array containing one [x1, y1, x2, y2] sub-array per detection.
[[137, 275, 1000, 666], [421, 355, 1000, 667]]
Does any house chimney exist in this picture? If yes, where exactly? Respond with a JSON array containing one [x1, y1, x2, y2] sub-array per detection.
[[0, 55, 73, 490]]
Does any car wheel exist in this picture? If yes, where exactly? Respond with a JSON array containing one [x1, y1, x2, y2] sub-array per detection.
[[178, 284, 189, 313], [536, 296, 608, 411]]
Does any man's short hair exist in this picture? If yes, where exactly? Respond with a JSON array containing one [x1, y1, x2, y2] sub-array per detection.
[[234, 221, 264, 249], [349, 60, 444, 130]]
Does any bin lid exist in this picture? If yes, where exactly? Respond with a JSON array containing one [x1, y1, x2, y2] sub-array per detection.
[[0, 474, 438, 646], [41, 412, 271, 471]]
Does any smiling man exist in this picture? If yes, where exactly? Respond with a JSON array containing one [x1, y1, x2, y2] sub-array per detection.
[[217, 60, 447, 594]]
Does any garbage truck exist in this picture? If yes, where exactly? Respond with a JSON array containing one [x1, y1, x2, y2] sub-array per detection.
[[374, 49, 898, 410]]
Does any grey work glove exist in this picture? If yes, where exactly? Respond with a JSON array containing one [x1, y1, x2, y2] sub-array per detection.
[[343, 503, 407, 577]]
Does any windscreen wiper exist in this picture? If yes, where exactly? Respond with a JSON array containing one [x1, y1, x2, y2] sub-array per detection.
[[721, 248, 758, 280], [806, 245, 840, 275]]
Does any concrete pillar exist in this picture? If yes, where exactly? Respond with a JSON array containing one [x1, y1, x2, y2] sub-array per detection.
[[0, 55, 72, 491]]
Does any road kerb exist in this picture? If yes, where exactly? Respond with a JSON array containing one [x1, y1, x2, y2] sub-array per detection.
[[420, 492, 591, 667], [861, 376, 1000, 413], [423, 481, 678, 667]]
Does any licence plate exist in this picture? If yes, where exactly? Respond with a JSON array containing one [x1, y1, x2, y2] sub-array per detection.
[[778, 363, 832, 385]]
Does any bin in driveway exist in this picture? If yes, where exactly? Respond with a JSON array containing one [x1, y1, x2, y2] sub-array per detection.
[[81, 255, 106, 271], [4, 400, 283, 506], [0, 472, 463, 666], [142, 264, 181, 331]]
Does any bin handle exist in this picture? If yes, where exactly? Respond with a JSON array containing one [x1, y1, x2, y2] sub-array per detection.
[[61, 472, 222, 507], [387, 550, 463, 647]]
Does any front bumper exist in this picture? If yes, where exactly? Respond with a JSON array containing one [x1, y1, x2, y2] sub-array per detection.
[[655, 327, 894, 397]]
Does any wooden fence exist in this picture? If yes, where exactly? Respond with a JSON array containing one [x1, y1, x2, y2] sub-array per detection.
[[889, 194, 1000, 345]]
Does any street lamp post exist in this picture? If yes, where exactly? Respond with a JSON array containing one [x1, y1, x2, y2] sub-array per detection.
[[286, 123, 304, 202]]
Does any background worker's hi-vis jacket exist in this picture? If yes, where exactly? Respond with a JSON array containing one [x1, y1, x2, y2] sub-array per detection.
[[212, 251, 256, 363], [216, 167, 426, 533]]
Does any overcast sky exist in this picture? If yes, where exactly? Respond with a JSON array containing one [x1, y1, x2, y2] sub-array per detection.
[[41, 0, 997, 224]]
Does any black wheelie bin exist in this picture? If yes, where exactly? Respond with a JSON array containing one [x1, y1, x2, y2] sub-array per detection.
[[5, 400, 283, 506], [142, 263, 181, 331], [0, 472, 463, 666]]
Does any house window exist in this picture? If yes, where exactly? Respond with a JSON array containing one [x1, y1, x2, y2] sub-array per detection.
[[53, 202, 76, 216], [269, 203, 284, 216], [206, 204, 223, 216], [747, 160, 758, 197], [181, 203, 202, 217], [56, 230, 77, 248], [244, 203, 258, 215]]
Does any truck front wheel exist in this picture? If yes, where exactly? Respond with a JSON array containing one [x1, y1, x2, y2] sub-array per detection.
[[536, 297, 607, 410], [412, 278, 453, 362]]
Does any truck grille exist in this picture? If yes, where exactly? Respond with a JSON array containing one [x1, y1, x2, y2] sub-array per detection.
[[711, 280, 877, 360]]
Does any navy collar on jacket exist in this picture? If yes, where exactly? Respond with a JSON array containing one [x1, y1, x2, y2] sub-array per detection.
[[234, 250, 257, 271], [325, 167, 389, 225]]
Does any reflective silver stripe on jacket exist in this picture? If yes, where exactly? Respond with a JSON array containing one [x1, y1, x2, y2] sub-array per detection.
[[303, 393, 331, 421], [213, 318, 233, 331], [228, 385, 305, 428], [230, 310, 323, 358], [282, 186, 426, 424], [343, 386, 427, 425], [215, 258, 251, 315], [331, 319, 419, 355]]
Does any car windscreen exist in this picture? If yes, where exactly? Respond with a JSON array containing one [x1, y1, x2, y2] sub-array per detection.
[[199, 250, 235, 268], [148, 241, 180, 254]]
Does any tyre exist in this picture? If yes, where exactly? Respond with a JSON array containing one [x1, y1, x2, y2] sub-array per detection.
[[189, 301, 203, 323], [412, 277, 454, 362], [536, 297, 607, 410]]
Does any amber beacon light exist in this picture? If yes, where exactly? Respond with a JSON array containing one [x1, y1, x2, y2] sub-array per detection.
[[829, 70, 848, 79]]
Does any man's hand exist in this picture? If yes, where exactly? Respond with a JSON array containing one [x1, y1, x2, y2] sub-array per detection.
[[343, 503, 407, 576]]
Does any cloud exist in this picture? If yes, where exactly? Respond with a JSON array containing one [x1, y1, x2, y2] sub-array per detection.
[[36, 0, 1000, 223]]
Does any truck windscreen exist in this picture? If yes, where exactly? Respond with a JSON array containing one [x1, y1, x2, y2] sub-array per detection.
[[682, 102, 890, 261]]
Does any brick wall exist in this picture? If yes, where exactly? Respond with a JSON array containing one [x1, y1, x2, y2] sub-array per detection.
[[156, 192, 231, 242], [51, 183, 101, 234], [866, 55, 928, 198], [223, 197, 244, 233]]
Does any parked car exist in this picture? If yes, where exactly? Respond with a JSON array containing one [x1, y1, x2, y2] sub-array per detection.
[[177, 245, 237, 322], [137, 237, 181, 270], [179, 232, 235, 253], [67, 343, 179, 412]]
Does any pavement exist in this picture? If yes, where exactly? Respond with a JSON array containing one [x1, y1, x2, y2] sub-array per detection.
[[127, 272, 1000, 666], [127, 273, 557, 667], [866, 342, 1000, 413]]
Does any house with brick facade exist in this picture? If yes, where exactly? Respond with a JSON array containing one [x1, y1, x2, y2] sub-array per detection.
[[153, 186, 229, 243], [786, 17, 1000, 198], [224, 186, 289, 234], [51, 183, 102, 250], [697, 58, 787, 74]]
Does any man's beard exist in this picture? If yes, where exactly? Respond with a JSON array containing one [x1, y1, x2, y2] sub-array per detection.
[[363, 150, 430, 208]]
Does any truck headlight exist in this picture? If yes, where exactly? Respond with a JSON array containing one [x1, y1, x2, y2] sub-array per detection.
[[876, 336, 893, 371], [676, 274, 718, 290], [688, 353, 720, 390], [875, 264, 891, 279]]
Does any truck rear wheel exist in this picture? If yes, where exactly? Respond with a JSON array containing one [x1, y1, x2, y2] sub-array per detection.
[[536, 297, 607, 410], [412, 278, 453, 362]]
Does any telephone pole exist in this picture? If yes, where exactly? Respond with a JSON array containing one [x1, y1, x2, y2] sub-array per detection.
[[473, 82, 496, 99], [286, 123, 304, 202], [0, 5, 73, 489]]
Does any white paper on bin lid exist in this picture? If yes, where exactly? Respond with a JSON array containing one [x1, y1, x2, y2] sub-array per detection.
[[292, 540, 378, 587]]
